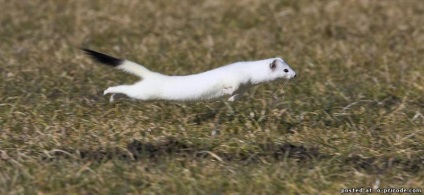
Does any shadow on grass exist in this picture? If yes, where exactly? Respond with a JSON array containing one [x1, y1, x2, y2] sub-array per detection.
[[49, 137, 424, 174]]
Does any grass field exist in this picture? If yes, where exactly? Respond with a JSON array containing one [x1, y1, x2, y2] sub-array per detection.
[[1, 0, 424, 194]]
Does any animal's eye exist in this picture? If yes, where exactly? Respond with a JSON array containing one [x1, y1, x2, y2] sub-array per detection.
[[284, 69, 289, 73]]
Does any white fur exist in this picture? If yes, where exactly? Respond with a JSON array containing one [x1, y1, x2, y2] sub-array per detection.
[[104, 58, 296, 102]]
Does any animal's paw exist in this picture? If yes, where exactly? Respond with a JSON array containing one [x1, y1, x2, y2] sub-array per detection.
[[228, 94, 240, 102], [103, 88, 110, 95]]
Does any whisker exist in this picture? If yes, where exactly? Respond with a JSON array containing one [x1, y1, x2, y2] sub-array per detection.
[[272, 79, 290, 99]]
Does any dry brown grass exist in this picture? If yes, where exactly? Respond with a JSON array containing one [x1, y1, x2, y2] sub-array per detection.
[[1, 0, 424, 194]]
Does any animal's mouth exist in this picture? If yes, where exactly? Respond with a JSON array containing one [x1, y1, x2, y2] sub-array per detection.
[[272, 79, 290, 98]]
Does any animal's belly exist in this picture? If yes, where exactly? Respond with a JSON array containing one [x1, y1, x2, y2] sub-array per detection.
[[161, 82, 226, 101]]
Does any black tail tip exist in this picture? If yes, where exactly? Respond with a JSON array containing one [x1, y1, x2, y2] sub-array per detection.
[[81, 48, 123, 67]]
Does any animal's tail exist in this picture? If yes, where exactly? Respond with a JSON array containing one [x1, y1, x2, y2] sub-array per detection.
[[81, 48, 155, 78]]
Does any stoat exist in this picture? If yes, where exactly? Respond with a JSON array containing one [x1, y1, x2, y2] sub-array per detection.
[[82, 49, 296, 102]]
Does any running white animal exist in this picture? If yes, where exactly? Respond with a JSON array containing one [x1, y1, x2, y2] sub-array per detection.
[[82, 48, 296, 102]]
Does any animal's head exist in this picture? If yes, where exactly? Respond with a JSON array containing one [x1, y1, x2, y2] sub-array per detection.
[[268, 58, 296, 80]]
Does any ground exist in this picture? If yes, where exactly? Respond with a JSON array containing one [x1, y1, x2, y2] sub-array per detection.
[[0, 0, 423, 194]]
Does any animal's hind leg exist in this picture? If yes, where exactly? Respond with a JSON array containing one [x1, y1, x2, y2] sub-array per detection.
[[103, 85, 131, 102], [109, 93, 129, 102]]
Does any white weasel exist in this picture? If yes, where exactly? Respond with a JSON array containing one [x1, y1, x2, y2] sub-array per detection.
[[82, 49, 296, 102]]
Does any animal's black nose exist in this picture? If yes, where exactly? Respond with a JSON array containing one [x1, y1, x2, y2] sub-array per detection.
[[294, 74, 297, 77]]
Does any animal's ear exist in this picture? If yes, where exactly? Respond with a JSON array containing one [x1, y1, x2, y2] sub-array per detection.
[[269, 60, 277, 70]]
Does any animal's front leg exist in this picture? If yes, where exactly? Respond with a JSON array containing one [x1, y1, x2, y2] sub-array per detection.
[[223, 85, 237, 95], [227, 85, 247, 101], [103, 85, 131, 102]]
